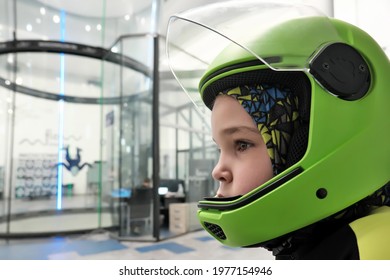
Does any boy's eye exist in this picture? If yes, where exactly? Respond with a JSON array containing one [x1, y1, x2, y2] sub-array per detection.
[[236, 140, 252, 152]]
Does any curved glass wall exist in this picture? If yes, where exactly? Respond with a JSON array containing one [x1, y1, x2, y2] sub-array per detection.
[[0, 0, 218, 241], [104, 34, 157, 240], [0, 0, 158, 239]]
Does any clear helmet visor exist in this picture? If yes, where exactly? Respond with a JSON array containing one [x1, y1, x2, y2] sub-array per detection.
[[166, 1, 341, 113]]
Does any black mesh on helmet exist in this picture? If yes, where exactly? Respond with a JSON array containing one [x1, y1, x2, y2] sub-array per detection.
[[285, 124, 309, 168], [204, 222, 227, 240]]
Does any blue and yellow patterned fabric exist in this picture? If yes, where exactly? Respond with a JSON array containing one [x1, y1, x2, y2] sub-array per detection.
[[222, 84, 299, 174]]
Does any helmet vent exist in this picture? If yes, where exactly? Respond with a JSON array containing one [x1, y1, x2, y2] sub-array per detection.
[[204, 222, 226, 240]]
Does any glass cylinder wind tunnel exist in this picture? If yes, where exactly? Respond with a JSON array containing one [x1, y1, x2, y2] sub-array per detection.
[[0, 0, 219, 241], [0, 0, 161, 240]]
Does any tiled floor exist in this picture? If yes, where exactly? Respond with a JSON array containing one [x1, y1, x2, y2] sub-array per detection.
[[0, 195, 274, 260], [0, 229, 274, 260]]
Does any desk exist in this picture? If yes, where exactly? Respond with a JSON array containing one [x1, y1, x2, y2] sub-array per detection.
[[160, 196, 185, 226]]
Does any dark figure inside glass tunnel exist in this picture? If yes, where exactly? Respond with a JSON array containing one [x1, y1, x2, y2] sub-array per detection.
[[57, 146, 92, 176]]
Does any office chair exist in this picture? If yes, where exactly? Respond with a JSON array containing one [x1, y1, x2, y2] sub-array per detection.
[[127, 187, 153, 235]]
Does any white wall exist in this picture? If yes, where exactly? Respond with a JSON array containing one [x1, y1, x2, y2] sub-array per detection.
[[334, 0, 389, 57]]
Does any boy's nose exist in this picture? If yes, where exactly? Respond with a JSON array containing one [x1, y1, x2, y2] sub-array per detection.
[[212, 156, 232, 184]]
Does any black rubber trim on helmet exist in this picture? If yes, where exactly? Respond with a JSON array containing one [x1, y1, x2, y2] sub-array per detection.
[[203, 195, 243, 202], [199, 57, 281, 94], [198, 167, 303, 211]]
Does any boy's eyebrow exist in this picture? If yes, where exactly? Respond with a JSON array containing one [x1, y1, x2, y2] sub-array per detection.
[[212, 126, 260, 143], [221, 126, 259, 135]]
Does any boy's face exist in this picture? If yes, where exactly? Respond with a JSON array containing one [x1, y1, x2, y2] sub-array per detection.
[[211, 95, 273, 198]]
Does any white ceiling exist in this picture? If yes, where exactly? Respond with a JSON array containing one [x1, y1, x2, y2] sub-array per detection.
[[36, 0, 152, 18]]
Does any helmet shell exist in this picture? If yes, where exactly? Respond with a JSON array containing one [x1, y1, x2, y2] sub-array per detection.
[[197, 17, 390, 247]]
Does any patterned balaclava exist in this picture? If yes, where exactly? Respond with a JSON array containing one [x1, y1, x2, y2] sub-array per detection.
[[221, 84, 299, 174]]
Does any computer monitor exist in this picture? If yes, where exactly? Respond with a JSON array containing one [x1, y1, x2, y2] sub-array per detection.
[[158, 187, 168, 195]]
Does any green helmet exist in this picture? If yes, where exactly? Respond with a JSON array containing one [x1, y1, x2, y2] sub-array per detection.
[[166, 1, 390, 248]]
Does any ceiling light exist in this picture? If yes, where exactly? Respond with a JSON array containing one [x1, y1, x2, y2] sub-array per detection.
[[40, 7, 46, 15], [15, 77, 23, 85], [85, 25, 91, 32], [53, 15, 60, 24], [7, 55, 13, 64], [111, 46, 119, 53]]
